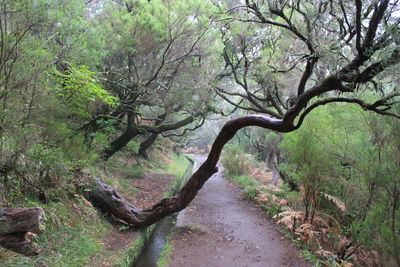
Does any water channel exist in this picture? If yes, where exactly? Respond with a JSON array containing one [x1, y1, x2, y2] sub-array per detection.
[[132, 155, 194, 267]]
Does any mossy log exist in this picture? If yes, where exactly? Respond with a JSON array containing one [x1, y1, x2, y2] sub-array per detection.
[[0, 207, 44, 255]]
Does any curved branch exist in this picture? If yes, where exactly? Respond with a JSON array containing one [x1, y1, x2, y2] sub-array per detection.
[[295, 94, 400, 129], [162, 116, 206, 138], [297, 56, 317, 96], [355, 47, 400, 83], [119, 114, 289, 227], [215, 90, 267, 113], [215, 87, 283, 118]]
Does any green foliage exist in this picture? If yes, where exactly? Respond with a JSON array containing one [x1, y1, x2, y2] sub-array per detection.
[[126, 141, 141, 155], [230, 175, 259, 189], [115, 234, 147, 267], [221, 144, 256, 177], [125, 0, 217, 38], [24, 144, 71, 191], [281, 107, 338, 221], [281, 102, 400, 263], [105, 156, 144, 181], [301, 250, 324, 266], [53, 64, 118, 118], [264, 131, 280, 150], [244, 186, 259, 200], [122, 166, 145, 180]]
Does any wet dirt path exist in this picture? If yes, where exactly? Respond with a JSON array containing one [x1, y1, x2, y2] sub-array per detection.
[[169, 155, 311, 267]]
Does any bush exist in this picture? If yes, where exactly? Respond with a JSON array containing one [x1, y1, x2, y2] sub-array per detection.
[[280, 103, 400, 265], [16, 144, 73, 201], [221, 144, 256, 177]]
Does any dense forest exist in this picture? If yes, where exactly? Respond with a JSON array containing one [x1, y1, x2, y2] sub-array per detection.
[[0, 0, 399, 266]]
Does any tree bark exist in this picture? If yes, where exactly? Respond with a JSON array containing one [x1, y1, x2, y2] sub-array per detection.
[[138, 112, 166, 158], [82, 178, 143, 224], [102, 113, 194, 161], [0, 207, 44, 256], [138, 133, 158, 159], [102, 111, 139, 160]]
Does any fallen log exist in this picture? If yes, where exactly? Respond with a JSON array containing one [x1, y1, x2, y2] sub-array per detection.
[[0, 207, 44, 256], [82, 178, 144, 226]]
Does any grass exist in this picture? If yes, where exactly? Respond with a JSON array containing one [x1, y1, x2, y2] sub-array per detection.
[[0, 198, 112, 267], [156, 234, 173, 267], [229, 174, 260, 188], [1, 150, 192, 267], [153, 153, 192, 198], [155, 153, 189, 178], [301, 250, 327, 266], [226, 172, 288, 217], [226, 174, 263, 202], [1, 153, 148, 267], [115, 224, 155, 267]]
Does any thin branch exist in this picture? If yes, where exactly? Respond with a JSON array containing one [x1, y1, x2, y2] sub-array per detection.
[[162, 116, 206, 137], [296, 94, 400, 129]]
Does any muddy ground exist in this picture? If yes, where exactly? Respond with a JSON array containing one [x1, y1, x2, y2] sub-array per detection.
[[169, 155, 311, 267]]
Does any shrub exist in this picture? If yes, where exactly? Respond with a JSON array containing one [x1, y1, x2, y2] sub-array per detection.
[[221, 144, 255, 177]]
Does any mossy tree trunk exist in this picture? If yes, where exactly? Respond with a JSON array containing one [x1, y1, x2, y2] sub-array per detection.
[[102, 111, 194, 161]]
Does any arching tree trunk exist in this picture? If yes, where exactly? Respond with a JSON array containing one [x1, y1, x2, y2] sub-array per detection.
[[95, 73, 399, 227], [162, 78, 342, 223], [98, 115, 290, 227]]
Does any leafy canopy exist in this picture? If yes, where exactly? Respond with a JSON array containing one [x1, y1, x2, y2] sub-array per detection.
[[53, 64, 118, 118]]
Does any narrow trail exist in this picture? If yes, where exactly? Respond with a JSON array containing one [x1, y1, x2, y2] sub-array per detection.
[[169, 154, 311, 267]]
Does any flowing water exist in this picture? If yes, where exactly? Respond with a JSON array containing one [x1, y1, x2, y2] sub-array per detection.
[[131, 215, 177, 267], [132, 155, 194, 267]]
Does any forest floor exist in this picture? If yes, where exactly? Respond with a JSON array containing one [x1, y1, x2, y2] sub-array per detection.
[[169, 154, 311, 267]]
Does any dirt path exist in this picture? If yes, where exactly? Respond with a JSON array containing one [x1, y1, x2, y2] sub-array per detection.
[[169, 155, 311, 267]]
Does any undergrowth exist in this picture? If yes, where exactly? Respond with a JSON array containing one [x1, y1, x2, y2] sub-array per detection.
[[221, 139, 391, 267], [0, 197, 111, 267], [1, 139, 188, 267], [154, 153, 189, 179]]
